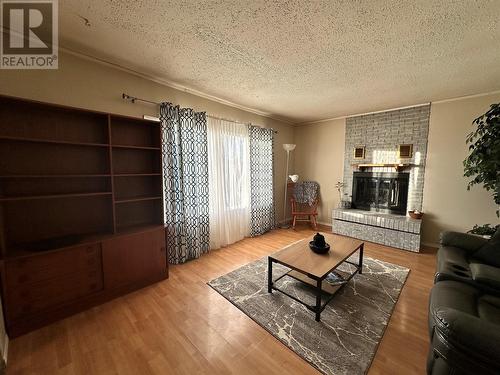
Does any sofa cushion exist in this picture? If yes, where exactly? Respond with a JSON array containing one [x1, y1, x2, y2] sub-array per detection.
[[429, 281, 477, 325], [472, 228, 500, 267], [477, 294, 500, 325], [434, 246, 471, 283], [428, 280, 476, 337], [427, 354, 464, 375], [431, 308, 500, 373], [428, 281, 500, 374], [440, 231, 487, 253], [429, 280, 500, 327], [470, 263, 500, 291]]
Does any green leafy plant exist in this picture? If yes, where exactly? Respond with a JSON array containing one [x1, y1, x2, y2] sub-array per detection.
[[463, 103, 500, 217], [467, 224, 499, 236]]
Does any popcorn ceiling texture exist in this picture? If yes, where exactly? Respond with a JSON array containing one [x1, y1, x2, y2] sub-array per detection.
[[59, 1, 500, 122]]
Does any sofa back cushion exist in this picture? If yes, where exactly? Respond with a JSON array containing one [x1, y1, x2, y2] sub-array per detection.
[[473, 228, 500, 267]]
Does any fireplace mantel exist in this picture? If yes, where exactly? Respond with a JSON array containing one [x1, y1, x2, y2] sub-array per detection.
[[351, 163, 412, 172]]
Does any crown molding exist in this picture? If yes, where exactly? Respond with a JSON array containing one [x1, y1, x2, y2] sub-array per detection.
[[60, 46, 295, 125], [295, 89, 500, 126], [29, 45, 500, 128], [430, 89, 500, 104], [294, 102, 431, 126]]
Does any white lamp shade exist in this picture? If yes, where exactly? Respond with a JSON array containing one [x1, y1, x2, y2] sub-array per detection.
[[283, 144, 296, 151]]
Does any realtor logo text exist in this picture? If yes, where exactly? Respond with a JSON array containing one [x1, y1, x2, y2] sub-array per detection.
[[1, 0, 58, 69]]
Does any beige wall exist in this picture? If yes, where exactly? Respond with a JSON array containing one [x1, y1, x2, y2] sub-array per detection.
[[294, 118, 346, 224], [0, 51, 295, 222], [422, 93, 500, 244]]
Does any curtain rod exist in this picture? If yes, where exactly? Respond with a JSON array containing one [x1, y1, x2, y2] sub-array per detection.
[[122, 93, 278, 134]]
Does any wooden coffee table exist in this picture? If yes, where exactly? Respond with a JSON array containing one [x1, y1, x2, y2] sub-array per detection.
[[268, 233, 364, 321]]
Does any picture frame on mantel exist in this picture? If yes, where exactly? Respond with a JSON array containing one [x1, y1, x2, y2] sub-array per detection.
[[353, 146, 366, 159], [398, 144, 413, 159]]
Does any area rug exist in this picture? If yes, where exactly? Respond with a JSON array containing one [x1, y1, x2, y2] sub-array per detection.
[[208, 254, 410, 375]]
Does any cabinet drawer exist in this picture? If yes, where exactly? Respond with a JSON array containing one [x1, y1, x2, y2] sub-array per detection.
[[3, 244, 104, 321], [6, 270, 103, 320], [5, 243, 101, 286]]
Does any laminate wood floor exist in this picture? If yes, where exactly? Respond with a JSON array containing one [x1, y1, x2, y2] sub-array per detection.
[[7, 226, 437, 375]]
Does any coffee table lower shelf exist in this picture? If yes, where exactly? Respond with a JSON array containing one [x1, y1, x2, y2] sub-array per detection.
[[287, 270, 345, 294], [267, 249, 363, 322]]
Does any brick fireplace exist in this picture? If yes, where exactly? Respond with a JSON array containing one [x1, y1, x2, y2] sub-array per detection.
[[332, 105, 431, 252]]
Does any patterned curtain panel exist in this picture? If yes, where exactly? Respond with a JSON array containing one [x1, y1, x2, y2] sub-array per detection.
[[249, 126, 275, 236], [160, 103, 210, 264]]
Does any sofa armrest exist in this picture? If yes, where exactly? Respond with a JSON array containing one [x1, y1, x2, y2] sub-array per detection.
[[470, 263, 500, 290], [432, 308, 500, 373], [440, 231, 488, 254]]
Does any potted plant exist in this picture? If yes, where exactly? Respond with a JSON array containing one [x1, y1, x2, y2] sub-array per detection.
[[463, 103, 500, 227], [335, 181, 350, 208], [467, 224, 499, 239]]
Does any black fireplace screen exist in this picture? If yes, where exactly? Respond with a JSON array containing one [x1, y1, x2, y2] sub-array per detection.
[[351, 172, 409, 215]]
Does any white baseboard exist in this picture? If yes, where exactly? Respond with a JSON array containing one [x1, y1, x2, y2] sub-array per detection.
[[277, 217, 292, 225], [277, 218, 332, 229], [317, 221, 332, 228]]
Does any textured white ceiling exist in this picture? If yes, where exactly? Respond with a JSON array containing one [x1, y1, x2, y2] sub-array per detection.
[[59, 0, 500, 123]]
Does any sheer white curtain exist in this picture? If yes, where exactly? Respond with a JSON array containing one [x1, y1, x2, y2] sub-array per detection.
[[207, 118, 251, 249]]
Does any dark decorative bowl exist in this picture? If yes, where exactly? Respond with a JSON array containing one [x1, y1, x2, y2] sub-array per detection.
[[408, 210, 423, 220], [309, 241, 330, 254]]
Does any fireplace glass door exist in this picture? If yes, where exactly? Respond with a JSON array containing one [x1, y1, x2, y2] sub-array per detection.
[[352, 172, 409, 215]]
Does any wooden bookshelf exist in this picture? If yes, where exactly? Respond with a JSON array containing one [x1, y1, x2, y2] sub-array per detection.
[[0, 94, 167, 337], [0, 174, 112, 178], [115, 196, 162, 203], [0, 192, 112, 202], [110, 115, 163, 236], [0, 135, 109, 148], [112, 144, 161, 150], [110, 115, 161, 148]]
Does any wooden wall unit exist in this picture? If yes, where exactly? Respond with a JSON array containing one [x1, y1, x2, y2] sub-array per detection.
[[0, 95, 167, 337]]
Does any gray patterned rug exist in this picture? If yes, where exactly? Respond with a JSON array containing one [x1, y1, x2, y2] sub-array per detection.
[[208, 255, 410, 375]]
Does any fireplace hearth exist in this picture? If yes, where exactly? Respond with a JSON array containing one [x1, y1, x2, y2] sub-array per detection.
[[351, 172, 409, 215]]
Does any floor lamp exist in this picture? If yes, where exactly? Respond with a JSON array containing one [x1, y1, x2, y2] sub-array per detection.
[[281, 144, 296, 228]]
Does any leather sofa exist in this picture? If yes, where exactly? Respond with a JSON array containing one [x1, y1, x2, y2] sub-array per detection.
[[427, 230, 500, 375], [434, 231, 500, 294]]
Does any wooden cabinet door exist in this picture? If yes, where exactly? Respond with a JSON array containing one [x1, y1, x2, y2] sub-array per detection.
[[101, 227, 166, 289]]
